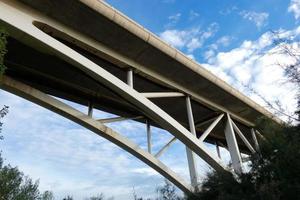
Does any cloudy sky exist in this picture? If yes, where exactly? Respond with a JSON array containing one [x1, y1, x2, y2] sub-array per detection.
[[1, 0, 299, 199]]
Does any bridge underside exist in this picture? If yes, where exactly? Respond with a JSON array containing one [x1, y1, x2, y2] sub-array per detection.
[[0, 0, 268, 193], [5, 36, 254, 152]]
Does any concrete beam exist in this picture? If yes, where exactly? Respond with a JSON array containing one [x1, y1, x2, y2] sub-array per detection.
[[224, 113, 242, 174], [142, 92, 184, 98], [88, 101, 93, 117], [155, 137, 177, 158], [0, 76, 193, 193], [146, 120, 152, 154], [251, 128, 260, 152], [0, 0, 259, 127], [231, 120, 255, 154], [185, 96, 199, 188], [97, 116, 143, 123], [127, 69, 133, 88], [0, 1, 225, 174], [198, 114, 224, 142]]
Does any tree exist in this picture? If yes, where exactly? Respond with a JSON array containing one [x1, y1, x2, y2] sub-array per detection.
[[0, 105, 8, 140], [187, 31, 300, 200], [132, 187, 147, 200], [87, 194, 104, 200], [86, 193, 114, 200], [0, 154, 41, 200], [188, 117, 300, 200], [40, 191, 55, 200], [156, 180, 184, 200], [62, 196, 73, 200], [187, 170, 257, 200], [239, 31, 300, 122], [0, 84, 51, 200], [131, 180, 184, 200], [250, 118, 300, 199], [272, 30, 300, 87]]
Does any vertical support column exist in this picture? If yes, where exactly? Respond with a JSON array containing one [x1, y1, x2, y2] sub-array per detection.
[[146, 120, 152, 154], [185, 96, 199, 188], [88, 101, 93, 117], [127, 69, 133, 88], [224, 113, 242, 174], [215, 141, 221, 159], [251, 128, 260, 152]]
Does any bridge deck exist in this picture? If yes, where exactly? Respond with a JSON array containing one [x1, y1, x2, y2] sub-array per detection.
[[1, 0, 278, 153]]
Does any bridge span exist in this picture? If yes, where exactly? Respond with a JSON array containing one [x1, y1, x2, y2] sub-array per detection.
[[0, 0, 278, 193]]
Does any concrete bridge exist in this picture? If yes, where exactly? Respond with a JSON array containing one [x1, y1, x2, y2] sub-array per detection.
[[0, 0, 278, 194]]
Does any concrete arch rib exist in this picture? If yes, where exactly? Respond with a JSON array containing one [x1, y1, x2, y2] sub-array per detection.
[[0, 0, 225, 177], [0, 76, 192, 193]]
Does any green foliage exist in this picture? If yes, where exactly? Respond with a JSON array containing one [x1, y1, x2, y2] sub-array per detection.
[[188, 171, 257, 200], [0, 105, 9, 140], [85, 193, 115, 200], [88, 195, 104, 200], [188, 117, 300, 200], [86, 193, 116, 200], [250, 118, 300, 199], [87, 194, 104, 200], [156, 180, 183, 200], [0, 154, 40, 200], [133, 187, 150, 200], [0, 27, 8, 77], [132, 180, 184, 200], [0, 153, 56, 200], [62, 196, 73, 200], [40, 191, 55, 200]]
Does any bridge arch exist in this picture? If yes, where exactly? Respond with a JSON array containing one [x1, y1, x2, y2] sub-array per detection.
[[0, 0, 263, 193]]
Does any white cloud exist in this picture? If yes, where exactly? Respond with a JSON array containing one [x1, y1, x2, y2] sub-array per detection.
[[204, 36, 233, 60], [159, 23, 218, 53], [186, 54, 195, 60], [168, 13, 181, 22], [1, 9, 299, 199], [202, 27, 300, 121], [217, 36, 232, 47], [186, 38, 201, 52], [219, 6, 238, 15], [0, 90, 182, 199], [189, 10, 200, 20], [165, 13, 181, 28], [239, 10, 269, 29], [131, 167, 158, 176], [289, 0, 300, 20], [159, 29, 186, 48], [204, 49, 215, 60]]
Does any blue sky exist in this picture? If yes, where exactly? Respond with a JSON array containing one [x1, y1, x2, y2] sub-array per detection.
[[107, 0, 296, 62], [1, 0, 300, 199]]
